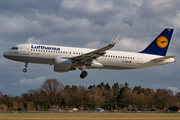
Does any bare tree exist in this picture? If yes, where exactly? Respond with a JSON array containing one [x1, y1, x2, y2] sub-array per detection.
[[176, 92, 180, 107], [41, 79, 64, 107], [89, 86, 105, 108], [154, 89, 174, 110], [28, 89, 42, 110]]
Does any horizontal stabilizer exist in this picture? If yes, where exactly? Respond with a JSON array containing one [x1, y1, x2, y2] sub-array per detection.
[[152, 56, 175, 62]]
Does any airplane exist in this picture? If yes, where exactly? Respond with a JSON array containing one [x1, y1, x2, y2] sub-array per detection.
[[3, 28, 175, 79]]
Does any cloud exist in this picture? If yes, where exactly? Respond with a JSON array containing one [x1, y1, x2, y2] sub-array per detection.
[[167, 86, 179, 95], [114, 38, 148, 52], [0, 84, 3, 88], [26, 37, 41, 44], [1, 14, 42, 35], [59, 0, 118, 20], [85, 41, 104, 48], [27, 9, 65, 26], [12, 82, 17, 86], [141, 0, 179, 17], [19, 76, 46, 86]]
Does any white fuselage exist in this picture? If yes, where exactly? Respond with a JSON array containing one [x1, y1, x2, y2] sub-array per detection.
[[3, 44, 175, 70]]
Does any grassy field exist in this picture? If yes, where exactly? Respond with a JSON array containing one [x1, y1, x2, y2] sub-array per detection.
[[0, 113, 180, 120]]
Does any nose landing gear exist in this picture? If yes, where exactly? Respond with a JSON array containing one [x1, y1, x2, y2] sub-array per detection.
[[23, 62, 28, 73]]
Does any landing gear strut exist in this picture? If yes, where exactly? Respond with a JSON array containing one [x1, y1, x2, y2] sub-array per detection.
[[23, 62, 28, 73], [80, 71, 88, 79]]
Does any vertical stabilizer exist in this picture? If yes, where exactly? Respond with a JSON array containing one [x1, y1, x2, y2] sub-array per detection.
[[140, 28, 174, 56]]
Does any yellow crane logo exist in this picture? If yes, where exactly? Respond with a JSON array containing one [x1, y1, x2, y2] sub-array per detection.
[[156, 36, 168, 48]]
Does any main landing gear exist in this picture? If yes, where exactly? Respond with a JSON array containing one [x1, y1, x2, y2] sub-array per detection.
[[23, 62, 28, 73], [80, 71, 88, 79], [80, 66, 88, 79]]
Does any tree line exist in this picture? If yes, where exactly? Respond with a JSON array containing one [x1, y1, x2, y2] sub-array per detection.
[[0, 78, 180, 111]]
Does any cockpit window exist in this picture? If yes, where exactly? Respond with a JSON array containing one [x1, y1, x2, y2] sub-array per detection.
[[10, 47, 18, 50]]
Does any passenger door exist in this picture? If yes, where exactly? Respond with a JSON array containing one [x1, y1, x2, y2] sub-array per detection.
[[137, 54, 143, 64], [23, 45, 29, 55]]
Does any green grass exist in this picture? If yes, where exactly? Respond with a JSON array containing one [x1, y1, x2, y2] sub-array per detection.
[[0, 113, 180, 119]]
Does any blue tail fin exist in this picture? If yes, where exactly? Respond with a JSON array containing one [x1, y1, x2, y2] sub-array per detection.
[[140, 28, 174, 56]]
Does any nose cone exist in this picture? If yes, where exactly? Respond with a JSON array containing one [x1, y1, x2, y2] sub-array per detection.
[[3, 51, 17, 61], [3, 51, 10, 59], [3, 51, 7, 58]]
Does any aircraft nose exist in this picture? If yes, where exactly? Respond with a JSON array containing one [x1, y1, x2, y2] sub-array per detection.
[[3, 51, 9, 58]]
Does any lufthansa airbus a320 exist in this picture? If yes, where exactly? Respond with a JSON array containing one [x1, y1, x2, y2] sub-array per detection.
[[3, 28, 175, 79]]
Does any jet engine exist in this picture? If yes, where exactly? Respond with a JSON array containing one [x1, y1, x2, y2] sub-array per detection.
[[54, 58, 75, 72]]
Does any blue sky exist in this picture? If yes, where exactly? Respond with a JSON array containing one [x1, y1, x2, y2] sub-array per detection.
[[0, 0, 180, 96]]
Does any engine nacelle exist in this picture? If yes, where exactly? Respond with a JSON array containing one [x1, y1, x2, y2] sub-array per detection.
[[54, 58, 72, 69], [54, 66, 76, 73]]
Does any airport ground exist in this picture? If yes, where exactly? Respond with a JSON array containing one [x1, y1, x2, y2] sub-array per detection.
[[0, 113, 180, 120]]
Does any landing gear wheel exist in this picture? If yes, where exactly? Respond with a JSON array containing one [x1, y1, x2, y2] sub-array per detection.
[[82, 71, 88, 76], [23, 68, 27, 73], [80, 74, 85, 79], [23, 62, 28, 73], [80, 71, 88, 79]]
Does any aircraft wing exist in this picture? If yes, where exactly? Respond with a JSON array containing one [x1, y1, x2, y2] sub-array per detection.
[[152, 55, 175, 62], [71, 34, 120, 65]]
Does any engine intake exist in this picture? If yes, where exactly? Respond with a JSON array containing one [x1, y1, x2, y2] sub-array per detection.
[[54, 58, 72, 69]]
